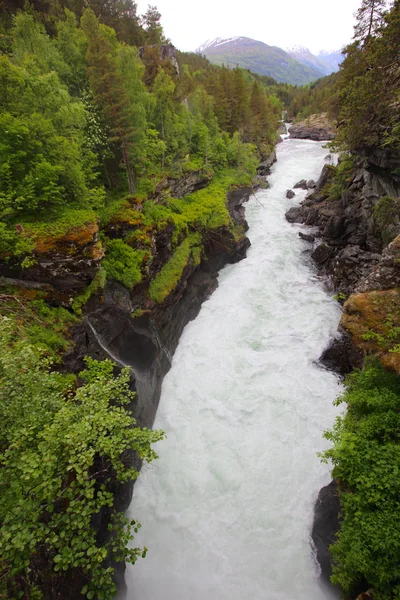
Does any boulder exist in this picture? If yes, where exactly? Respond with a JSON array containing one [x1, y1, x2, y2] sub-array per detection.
[[298, 232, 315, 243], [311, 243, 334, 265], [311, 481, 340, 583], [285, 206, 304, 223], [320, 332, 363, 375], [257, 149, 277, 176], [307, 179, 316, 189], [286, 189, 295, 199], [294, 179, 308, 190]]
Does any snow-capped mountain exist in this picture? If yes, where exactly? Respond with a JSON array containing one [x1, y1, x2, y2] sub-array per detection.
[[286, 45, 341, 76], [195, 37, 325, 85]]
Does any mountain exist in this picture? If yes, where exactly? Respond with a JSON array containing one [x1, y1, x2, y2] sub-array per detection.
[[317, 50, 343, 74], [196, 37, 325, 85], [285, 45, 331, 76]]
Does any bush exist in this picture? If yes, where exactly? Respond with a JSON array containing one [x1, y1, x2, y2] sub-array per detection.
[[102, 239, 147, 289], [0, 317, 164, 600], [321, 360, 400, 599]]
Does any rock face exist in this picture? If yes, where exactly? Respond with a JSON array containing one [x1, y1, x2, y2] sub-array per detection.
[[151, 169, 212, 201], [289, 113, 336, 141], [139, 43, 180, 76], [0, 219, 104, 293], [312, 481, 341, 583], [257, 149, 277, 176], [284, 160, 400, 295]]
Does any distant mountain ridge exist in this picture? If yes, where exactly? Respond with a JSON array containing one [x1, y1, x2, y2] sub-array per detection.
[[196, 37, 341, 85], [286, 45, 343, 75]]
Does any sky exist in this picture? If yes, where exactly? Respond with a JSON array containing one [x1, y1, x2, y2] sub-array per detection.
[[135, 0, 362, 54]]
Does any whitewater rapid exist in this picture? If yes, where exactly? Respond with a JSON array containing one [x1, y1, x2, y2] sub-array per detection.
[[123, 139, 342, 600]]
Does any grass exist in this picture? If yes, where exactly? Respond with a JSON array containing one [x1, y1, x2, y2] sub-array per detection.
[[149, 233, 202, 303]]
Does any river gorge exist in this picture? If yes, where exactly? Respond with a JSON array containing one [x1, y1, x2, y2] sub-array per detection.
[[121, 138, 343, 600]]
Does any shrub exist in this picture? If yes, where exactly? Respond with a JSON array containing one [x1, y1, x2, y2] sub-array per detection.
[[102, 239, 147, 289], [321, 360, 400, 599], [0, 317, 164, 600]]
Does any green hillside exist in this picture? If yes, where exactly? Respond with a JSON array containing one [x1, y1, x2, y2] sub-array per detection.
[[198, 37, 324, 85]]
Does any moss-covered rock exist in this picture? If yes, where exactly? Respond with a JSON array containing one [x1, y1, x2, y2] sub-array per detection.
[[341, 289, 400, 374]]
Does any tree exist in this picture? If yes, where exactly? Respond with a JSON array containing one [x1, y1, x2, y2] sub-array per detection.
[[151, 68, 176, 169], [0, 57, 91, 217], [81, 8, 138, 193], [353, 0, 387, 45], [142, 4, 166, 45], [0, 316, 164, 600]]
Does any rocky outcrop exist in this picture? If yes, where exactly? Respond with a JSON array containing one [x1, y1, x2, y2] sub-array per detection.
[[284, 160, 400, 295], [312, 481, 340, 583], [150, 169, 212, 201], [289, 113, 336, 141], [139, 43, 179, 76], [257, 149, 277, 176], [0, 218, 104, 293]]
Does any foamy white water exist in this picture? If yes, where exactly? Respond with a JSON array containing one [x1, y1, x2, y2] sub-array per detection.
[[123, 139, 342, 600]]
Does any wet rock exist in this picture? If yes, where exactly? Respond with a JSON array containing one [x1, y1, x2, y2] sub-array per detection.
[[311, 243, 334, 264], [312, 481, 340, 583], [286, 189, 295, 199], [320, 332, 363, 375], [285, 206, 304, 223], [298, 232, 315, 243], [307, 179, 316, 189], [257, 149, 277, 176], [294, 179, 308, 190]]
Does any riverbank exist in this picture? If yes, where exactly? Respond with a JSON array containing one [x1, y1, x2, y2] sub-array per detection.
[[286, 152, 400, 598]]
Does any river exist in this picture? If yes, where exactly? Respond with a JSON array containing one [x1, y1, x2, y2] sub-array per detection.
[[122, 138, 342, 600]]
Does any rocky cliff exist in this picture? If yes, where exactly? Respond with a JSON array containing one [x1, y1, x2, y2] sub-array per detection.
[[0, 168, 260, 598], [289, 113, 336, 141], [286, 152, 400, 586]]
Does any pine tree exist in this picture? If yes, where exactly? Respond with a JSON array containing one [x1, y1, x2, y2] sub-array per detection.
[[81, 7, 137, 193], [142, 5, 166, 45], [353, 0, 387, 45]]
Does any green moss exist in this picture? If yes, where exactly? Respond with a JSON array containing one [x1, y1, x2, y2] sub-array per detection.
[[149, 233, 202, 303], [102, 239, 148, 290], [142, 169, 246, 246], [21, 208, 97, 239], [100, 196, 142, 227], [72, 268, 106, 315]]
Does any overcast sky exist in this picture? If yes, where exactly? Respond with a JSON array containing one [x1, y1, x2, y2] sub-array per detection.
[[136, 0, 362, 54]]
